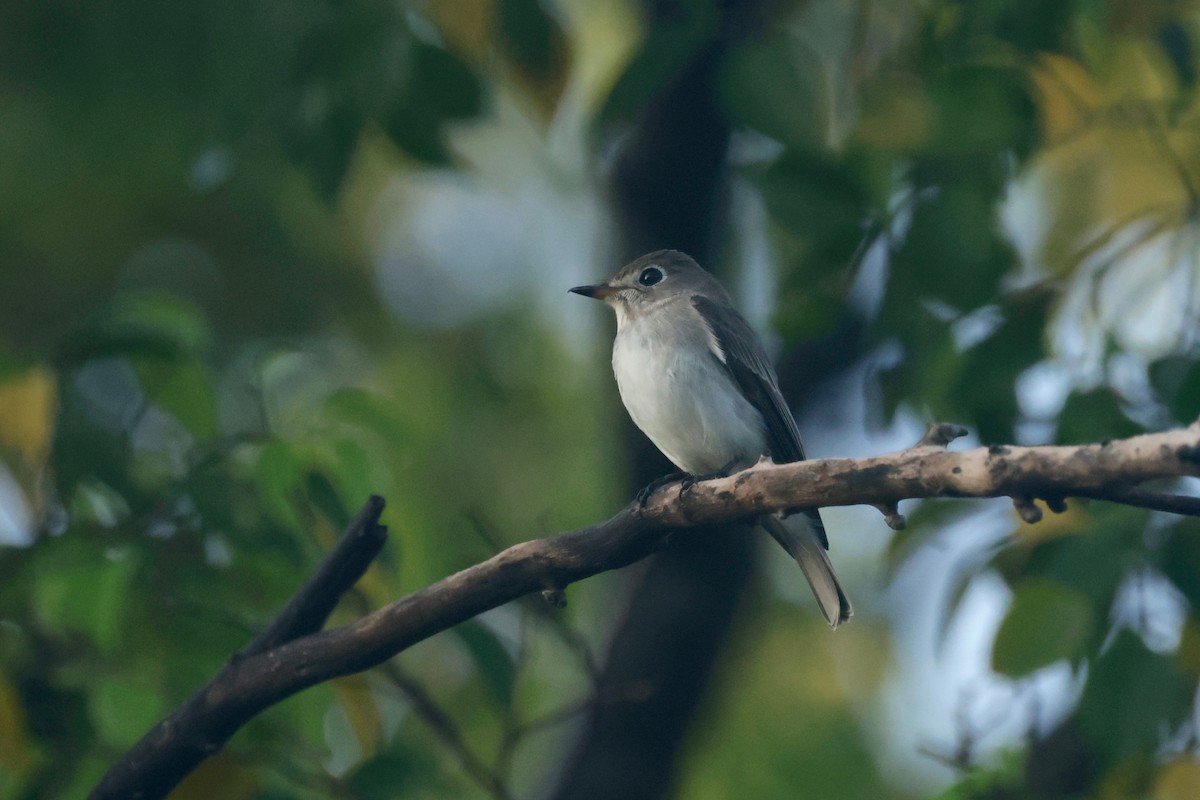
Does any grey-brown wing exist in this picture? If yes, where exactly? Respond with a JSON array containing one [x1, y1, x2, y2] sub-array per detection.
[[692, 294, 829, 549], [691, 293, 806, 463]]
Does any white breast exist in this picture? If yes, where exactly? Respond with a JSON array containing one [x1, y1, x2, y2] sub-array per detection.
[[611, 304, 767, 475]]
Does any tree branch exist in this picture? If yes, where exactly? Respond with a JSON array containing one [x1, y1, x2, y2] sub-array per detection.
[[1073, 485, 1200, 516], [89, 497, 388, 800], [90, 422, 1200, 799], [243, 495, 388, 657]]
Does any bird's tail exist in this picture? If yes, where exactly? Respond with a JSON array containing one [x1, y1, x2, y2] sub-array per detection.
[[759, 511, 853, 629]]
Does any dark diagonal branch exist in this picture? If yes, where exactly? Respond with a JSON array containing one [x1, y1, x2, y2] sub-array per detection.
[[89, 498, 388, 800], [91, 422, 1200, 799], [380, 662, 513, 800], [244, 496, 387, 657]]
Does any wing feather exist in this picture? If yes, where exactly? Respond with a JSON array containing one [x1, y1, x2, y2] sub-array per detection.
[[692, 294, 828, 549], [691, 294, 805, 463]]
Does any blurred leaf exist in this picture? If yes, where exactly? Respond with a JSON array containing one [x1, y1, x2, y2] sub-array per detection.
[[878, 286, 1051, 441], [331, 438, 376, 510], [594, 0, 716, 128], [33, 543, 139, 653], [325, 387, 414, 447], [932, 753, 1021, 799], [996, 505, 1144, 603], [757, 153, 870, 268], [349, 747, 438, 800], [498, 0, 569, 116], [723, 31, 827, 151], [332, 675, 384, 764], [986, 0, 1077, 53], [453, 619, 516, 709], [756, 152, 871, 339], [89, 673, 166, 747], [108, 294, 212, 357], [305, 470, 351, 531], [992, 578, 1095, 677], [875, 316, 959, 423], [1150, 354, 1200, 423], [1156, 758, 1200, 800], [1158, 22, 1196, 90], [281, 103, 366, 201], [926, 65, 1036, 157], [1055, 387, 1142, 445], [0, 674, 30, 772], [1076, 630, 1194, 768], [892, 183, 1014, 312], [379, 40, 483, 164], [953, 288, 1052, 442], [1159, 517, 1200, 612], [59, 293, 213, 369], [0, 367, 56, 494], [255, 441, 303, 530], [133, 360, 217, 440], [170, 752, 260, 800]]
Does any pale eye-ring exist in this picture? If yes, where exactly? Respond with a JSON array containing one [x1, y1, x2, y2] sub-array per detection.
[[638, 267, 664, 286]]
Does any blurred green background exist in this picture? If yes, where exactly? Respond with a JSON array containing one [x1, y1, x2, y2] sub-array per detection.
[[3, 0, 1200, 797]]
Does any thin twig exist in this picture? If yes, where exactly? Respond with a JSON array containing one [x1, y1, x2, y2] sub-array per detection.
[[244, 496, 388, 657], [380, 662, 513, 800]]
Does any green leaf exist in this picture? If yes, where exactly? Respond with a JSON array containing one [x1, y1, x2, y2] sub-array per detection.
[[992, 578, 1095, 677], [109, 294, 212, 357], [305, 470, 349, 530], [1076, 630, 1194, 768], [349, 748, 437, 800], [453, 619, 516, 709], [959, 0, 1076, 54], [953, 288, 1052, 442], [593, 0, 716, 128], [33, 542, 140, 654], [499, 0, 568, 85], [89, 674, 166, 748], [1150, 355, 1200, 424], [380, 41, 483, 164], [255, 440, 303, 529], [325, 388, 413, 445], [1159, 517, 1200, 611], [722, 32, 827, 151], [1055, 387, 1142, 445], [134, 360, 217, 440], [891, 183, 1014, 311], [926, 65, 1036, 157], [59, 293, 211, 366], [280, 102, 365, 201], [998, 507, 1144, 601]]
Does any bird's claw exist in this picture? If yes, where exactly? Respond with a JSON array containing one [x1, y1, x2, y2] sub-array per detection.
[[636, 459, 742, 507], [636, 471, 690, 508]]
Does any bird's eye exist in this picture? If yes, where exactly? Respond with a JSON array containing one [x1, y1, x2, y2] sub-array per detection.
[[638, 267, 664, 287]]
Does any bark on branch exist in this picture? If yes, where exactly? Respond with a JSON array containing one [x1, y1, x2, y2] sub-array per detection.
[[90, 422, 1200, 799]]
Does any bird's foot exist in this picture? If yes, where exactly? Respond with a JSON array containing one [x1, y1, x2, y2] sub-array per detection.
[[637, 459, 743, 507], [682, 459, 742, 491], [636, 471, 690, 507]]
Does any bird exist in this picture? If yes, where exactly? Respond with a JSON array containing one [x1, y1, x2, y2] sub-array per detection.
[[570, 249, 852, 628]]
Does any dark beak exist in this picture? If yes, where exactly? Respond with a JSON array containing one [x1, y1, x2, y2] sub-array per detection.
[[569, 282, 617, 300]]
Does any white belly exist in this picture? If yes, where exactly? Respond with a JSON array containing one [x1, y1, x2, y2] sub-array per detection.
[[612, 316, 767, 475]]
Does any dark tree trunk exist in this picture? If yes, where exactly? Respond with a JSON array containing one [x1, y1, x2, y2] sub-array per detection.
[[549, 14, 752, 800], [549, 3, 865, 796]]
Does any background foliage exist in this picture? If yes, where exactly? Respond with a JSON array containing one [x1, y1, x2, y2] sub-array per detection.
[[3, 0, 1200, 798]]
